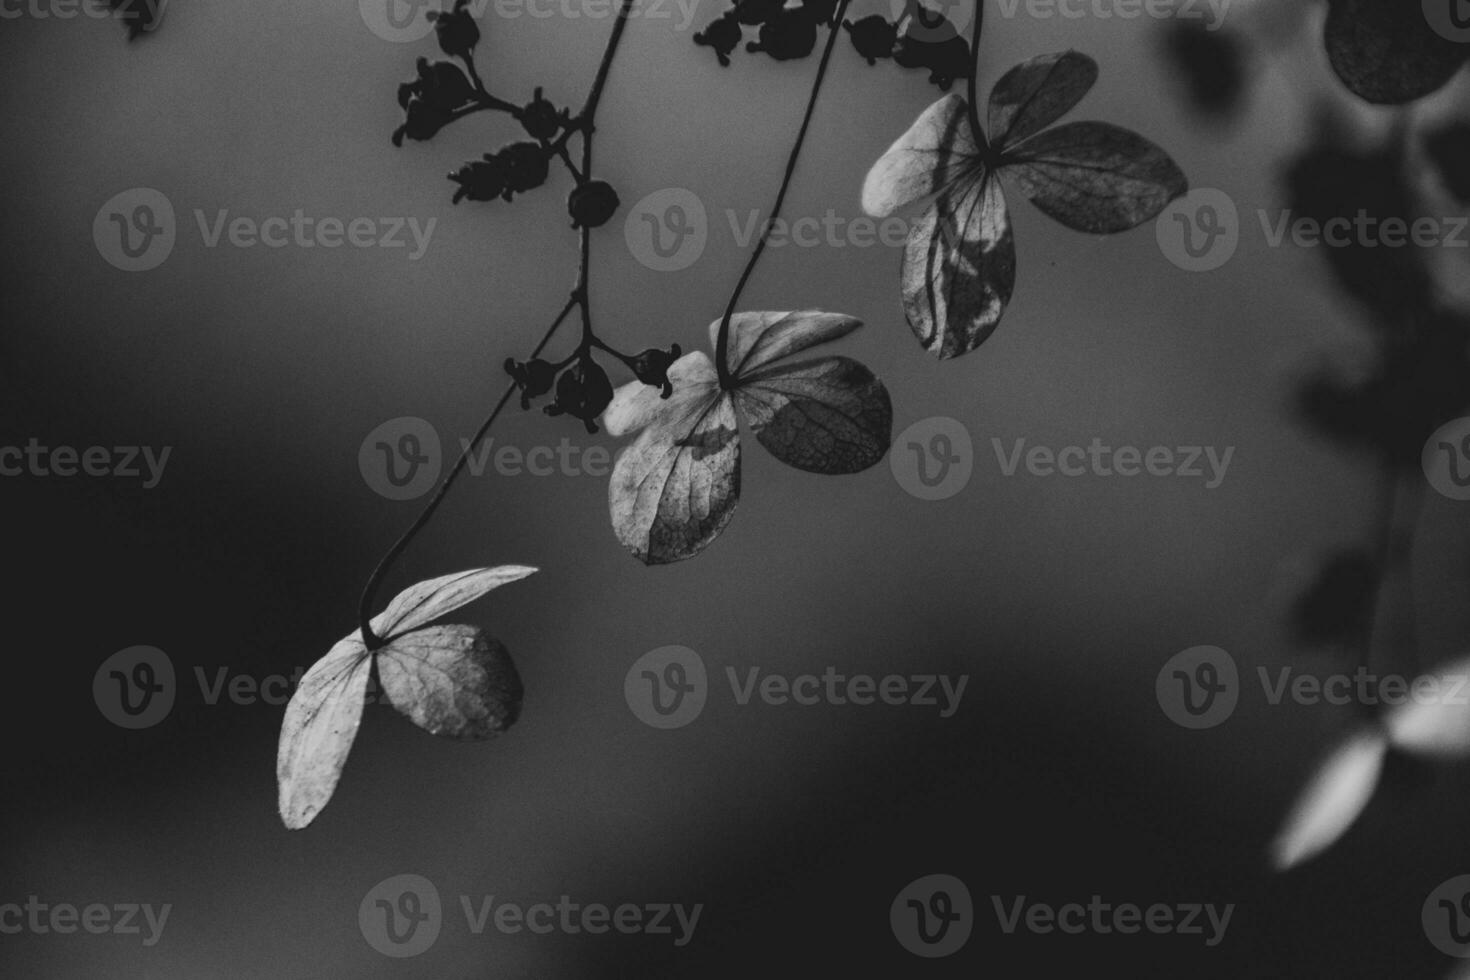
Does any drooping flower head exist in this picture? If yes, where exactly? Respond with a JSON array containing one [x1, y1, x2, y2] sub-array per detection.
[[862, 51, 1188, 358]]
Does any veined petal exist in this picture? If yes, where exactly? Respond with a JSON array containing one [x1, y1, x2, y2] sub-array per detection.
[[377, 624, 523, 739], [277, 635, 373, 830], [1001, 121, 1187, 233], [373, 567, 538, 641], [989, 50, 1098, 153], [861, 93, 982, 218], [609, 392, 741, 564], [735, 356, 892, 474], [711, 311, 863, 379], [900, 169, 1016, 358], [602, 351, 719, 438]]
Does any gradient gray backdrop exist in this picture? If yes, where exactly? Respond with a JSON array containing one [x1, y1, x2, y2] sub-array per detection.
[[4, 0, 1470, 976]]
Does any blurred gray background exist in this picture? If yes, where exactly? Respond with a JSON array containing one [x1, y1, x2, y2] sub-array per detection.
[[4, 0, 1470, 975]]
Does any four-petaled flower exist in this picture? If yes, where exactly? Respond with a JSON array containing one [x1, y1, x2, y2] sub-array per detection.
[[603, 311, 892, 564], [277, 566, 536, 829], [862, 50, 1187, 359]]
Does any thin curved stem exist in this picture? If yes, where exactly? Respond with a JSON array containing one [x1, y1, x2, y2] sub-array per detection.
[[357, 0, 637, 649], [581, 0, 635, 124], [357, 296, 577, 648], [714, 0, 852, 389], [966, 0, 987, 154]]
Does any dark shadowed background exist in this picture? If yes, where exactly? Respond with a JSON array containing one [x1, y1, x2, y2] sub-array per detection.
[[4, 0, 1470, 976]]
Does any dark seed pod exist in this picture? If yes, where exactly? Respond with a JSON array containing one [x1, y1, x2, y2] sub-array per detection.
[[427, 0, 481, 59], [630, 345, 683, 399], [422, 58, 475, 105], [746, 9, 817, 60], [893, 32, 972, 90], [498, 141, 551, 200], [392, 58, 475, 146], [732, 0, 784, 25], [544, 357, 615, 434], [505, 357, 560, 408], [798, 0, 839, 25], [568, 180, 622, 229], [843, 15, 897, 64], [395, 100, 452, 146], [447, 157, 509, 204], [521, 87, 565, 141], [694, 12, 743, 66]]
